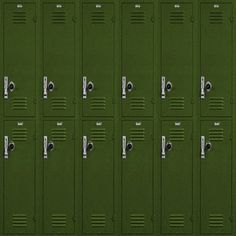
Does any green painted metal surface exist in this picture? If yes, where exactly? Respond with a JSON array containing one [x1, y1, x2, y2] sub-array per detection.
[[0, 0, 235, 236]]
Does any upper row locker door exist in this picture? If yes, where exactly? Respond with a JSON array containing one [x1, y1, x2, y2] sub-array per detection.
[[82, 3, 114, 117], [43, 3, 75, 117], [4, 3, 36, 117], [161, 3, 193, 117], [200, 3, 232, 116], [122, 3, 154, 117]]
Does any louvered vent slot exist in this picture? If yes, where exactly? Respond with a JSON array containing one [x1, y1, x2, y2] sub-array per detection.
[[51, 12, 66, 24], [130, 128, 145, 141], [91, 12, 105, 24], [90, 97, 106, 110], [169, 214, 185, 227], [12, 214, 27, 227], [12, 128, 27, 141], [209, 97, 224, 110], [129, 97, 145, 110], [51, 97, 67, 110], [51, 128, 66, 141], [209, 128, 224, 141], [11, 97, 27, 110], [170, 12, 184, 24], [208, 214, 224, 227], [91, 128, 106, 141], [130, 214, 145, 228], [169, 128, 184, 141], [130, 12, 145, 24], [170, 97, 184, 110], [209, 12, 224, 24], [91, 214, 106, 228], [51, 214, 67, 228], [12, 12, 26, 24]]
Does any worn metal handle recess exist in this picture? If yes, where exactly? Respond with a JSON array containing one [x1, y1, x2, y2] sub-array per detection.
[[122, 136, 127, 159], [43, 136, 48, 159], [4, 76, 8, 99], [122, 76, 126, 99], [4, 136, 9, 159], [83, 136, 87, 159], [43, 76, 48, 99], [161, 136, 166, 159], [201, 76, 205, 99], [201, 136, 205, 159], [161, 76, 166, 99], [83, 76, 87, 99]]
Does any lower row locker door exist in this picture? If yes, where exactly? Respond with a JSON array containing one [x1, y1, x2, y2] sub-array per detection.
[[122, 121, 153, 234], [200, 121, 232, 234], [4, 121, 36, 234], [161, 121, 193, 234], [82, 121, 114, 233], [43, 121, 75, 233]]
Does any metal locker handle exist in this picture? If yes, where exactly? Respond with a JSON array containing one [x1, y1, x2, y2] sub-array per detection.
[[201, 136, 205, 159], [161, 76, 166, 99], [161, 136, 166, 159], [122, 136, 127, 159], [83, 76, 87, 99], [4, 136, 9, 159], [83, 136, 87, 159], [4, 76, 8, 99], [43, 136, 48, 159], [122, 76, 126, 99], [43, 76, 48, 99], [201, 76, 205, 99]]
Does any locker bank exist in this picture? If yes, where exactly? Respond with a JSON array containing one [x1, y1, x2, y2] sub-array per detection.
[[0, 0, 235, 235]]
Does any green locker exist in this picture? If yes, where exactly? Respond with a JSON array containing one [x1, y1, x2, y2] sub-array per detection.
[[161, 3, 193, 117], [3, 3, 36, 117], [161, 121, 192, 234], [200, 121, 232, 234], [121, 3, 154, 117], [43, 120, 75, 234], [82, 120, 114, 234], [122, 120, 153, 234], [43, 3, 75, 117], [200, 3, 232, 117], [82, 3, 114, 117], [3, 120, 35, 234]]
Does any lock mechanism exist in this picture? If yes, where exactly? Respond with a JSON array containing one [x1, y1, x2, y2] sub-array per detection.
[[161, 76, 172, 99], [201, 76, 212, 99], [4, 136, 15, 159], [201, 136, 212, 159], [126, 141, 133, 152], [43, 76, 55, 99], [4, 76, 16, 99], [47, 81, 55, 92], [83, 136, 94, 159], [43, 136, 55, 159], [165, 81, 172, 92], [161, 136, 172, 158], [165, 141, 172, 151], [122, 76, 134, 99], [122, 136, 133, 159], [126, 81, 134, 92], [83, 76, 94, 99]]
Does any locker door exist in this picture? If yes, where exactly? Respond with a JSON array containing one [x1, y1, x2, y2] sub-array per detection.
[[161, 121, 192, 234], [200, 3, 232, 116], [161, 3, 193, 116], [43, 3, 75, 116], [3, 3, 36, 117], [122, 3, 154, 117], [82, 3, 114, 117], [4, 121, 35, 233], [82, 121, 114, 233], [200, 121, 232, 234], [122, 121, 153, 234], [43, 121, 75, 234]]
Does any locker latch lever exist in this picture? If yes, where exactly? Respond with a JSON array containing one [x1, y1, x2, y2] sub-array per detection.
[[161, 76, 172, 99], [43, 136, 55, 159], [43, 76, 55, 99], [83, 76, 94, 99], [201, 136, 205, 159], [161, 136, 166, 158], [4, 136, 9, 159], [201, 76, 212, 99], [122, 76, 134, 99], [122, 136, 127, 158], [4, 76, 15, 99], [83, 136, 94, 159]]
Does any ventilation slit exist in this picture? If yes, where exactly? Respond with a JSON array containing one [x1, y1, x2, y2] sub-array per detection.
[[12, 12, 26, 24], [130, 12, 145, 24], [91, 12, 105, 24], [209, 12, 224, 24], [51, 11, 66, 24], [170, 11, 184, 24]]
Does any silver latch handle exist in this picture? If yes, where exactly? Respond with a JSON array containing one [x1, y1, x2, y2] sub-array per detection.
[[83, 136, 87, 159], [201, 136, 205, 159], [43, 136, 48, 159], [83, 76, 87, 99], [4, 136, 9, 159], [161, 136, 166, 159], [161, 76, 166, 99], [201, 76, 205, 99], [4, 76, 8, 99], [122, 76, 126, 99], [122, 136, 127, 159], [43, 76, 48, 99]]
